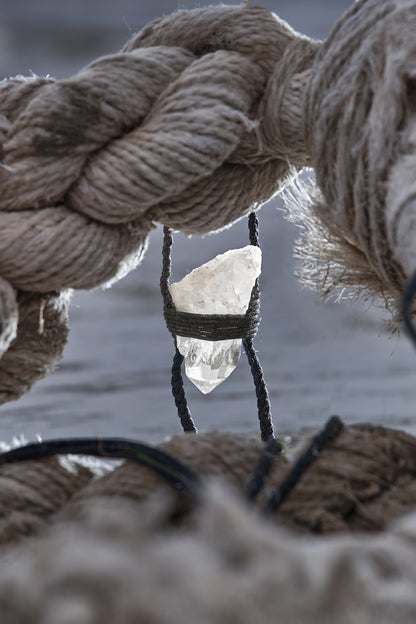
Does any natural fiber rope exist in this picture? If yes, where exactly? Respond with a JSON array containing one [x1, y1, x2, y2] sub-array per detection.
[[294, 0, 416, 316], [0, 0, 415, 400], [264, 415, 344, 513], [0, 416, 341, 523], [1, 423, 416, 545]]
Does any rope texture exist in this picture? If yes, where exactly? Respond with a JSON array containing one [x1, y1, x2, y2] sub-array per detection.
[[292, 0, 416, 318], [1, 423, 416, 543], [0, 425, 416, 621], [0, 0, 415, 400]]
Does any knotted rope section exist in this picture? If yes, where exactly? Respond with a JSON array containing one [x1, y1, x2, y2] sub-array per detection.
[[0, 0, 415, 401]]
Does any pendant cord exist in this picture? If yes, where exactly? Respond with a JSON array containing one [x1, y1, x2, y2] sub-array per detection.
[[402, 270, 416, 348], [160, 214, 274, 441], [0, 436, 201, 501], [160, 225, 174, 308], [171, 348, 198, 433], [246, 437, 282, 501], [161, 226, 196, 433], [263, 415, 343, 514], [243, 337, 274, 441], [245, 212, 274, 442]]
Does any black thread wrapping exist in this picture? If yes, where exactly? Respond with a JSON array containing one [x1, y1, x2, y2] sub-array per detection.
[[264, 415, 344, 514], [163, 297, 260, 341], [160, 214, 275, 441]]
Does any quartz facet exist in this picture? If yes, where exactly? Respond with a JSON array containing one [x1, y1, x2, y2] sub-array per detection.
[[169, 246, 261, 393]]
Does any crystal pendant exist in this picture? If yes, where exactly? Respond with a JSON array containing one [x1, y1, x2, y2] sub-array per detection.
[[169, 245, 261, 393]]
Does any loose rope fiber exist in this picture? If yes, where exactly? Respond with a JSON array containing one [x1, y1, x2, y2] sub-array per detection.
[[0, 0, 415, 401]]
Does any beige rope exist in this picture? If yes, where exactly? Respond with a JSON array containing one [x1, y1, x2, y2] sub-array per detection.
[[0, 0, 414, 401], [0, 426, 416, 622], [3, 426, 416, 545], [296, 0, 416, 315]]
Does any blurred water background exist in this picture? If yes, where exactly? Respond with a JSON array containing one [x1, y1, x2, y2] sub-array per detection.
[[1, 0, 415, 444]]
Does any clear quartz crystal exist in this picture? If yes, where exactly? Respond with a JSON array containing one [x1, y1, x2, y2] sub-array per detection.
[[169, 246, 262, 393]]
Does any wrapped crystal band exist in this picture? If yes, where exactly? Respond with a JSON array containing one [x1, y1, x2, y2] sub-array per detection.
[[163, 287, 260, 341], [160, 216, 274, 441], [161, 227, 260, 342]]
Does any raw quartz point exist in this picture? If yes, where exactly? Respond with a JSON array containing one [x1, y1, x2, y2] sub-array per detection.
[[169, 245, 262, 394]]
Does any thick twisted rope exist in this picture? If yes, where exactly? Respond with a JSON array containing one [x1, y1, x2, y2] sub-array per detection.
[[0, 1, 415, 402], [295, 0, 416, 316]]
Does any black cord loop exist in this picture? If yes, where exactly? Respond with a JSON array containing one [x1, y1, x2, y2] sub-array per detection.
[[0, 437, 201, 501], [402, 270, 416, 348], [160, 213, 275, 441], [171, 348, 198, 433], [161, 226, 260, 341], [264, 415, 344, 514], [246, 437, 282, 502]]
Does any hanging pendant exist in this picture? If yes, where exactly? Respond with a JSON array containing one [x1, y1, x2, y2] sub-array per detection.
[[169, 245, 261, 393]]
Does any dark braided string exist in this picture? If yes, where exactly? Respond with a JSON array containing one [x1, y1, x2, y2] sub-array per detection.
[[160, 226, 174, 308], [161, 214, 274, 440], [171, 347, 197, 433], [263, 415, 343, 514], [161, 226, 196, 433], [243, 337, 274, 441], [244, 212, 274, 442], [248, 211, 259, 246], [402, 270, 416, 349]]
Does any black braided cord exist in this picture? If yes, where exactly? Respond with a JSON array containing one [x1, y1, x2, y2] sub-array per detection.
[[171, 348, 198, 433], [263, 415, 344, 514], [161, 213, 275, 441], [243, 337, 274, 442], [0, 437, 201, 501], [402, 270, 416, 348], [0, 418, 343, 517], [246, 437, 282, 502]]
